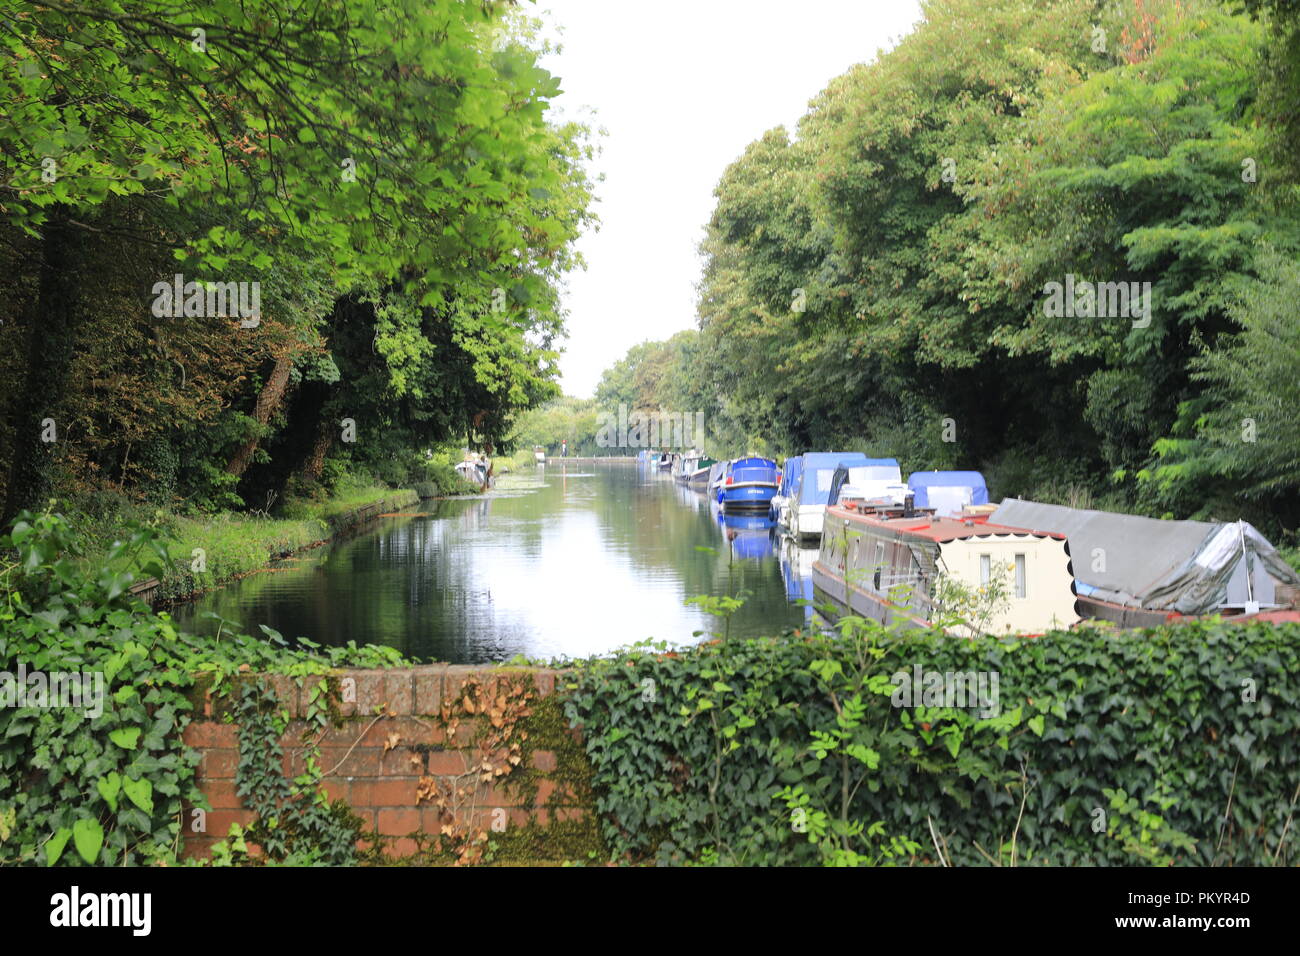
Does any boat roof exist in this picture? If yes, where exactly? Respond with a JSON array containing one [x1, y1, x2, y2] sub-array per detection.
[[992, 498, 1300, 613], [801, 452, 874, 469], [827, 504, 1065, 544], [906, 470, 988, 489]]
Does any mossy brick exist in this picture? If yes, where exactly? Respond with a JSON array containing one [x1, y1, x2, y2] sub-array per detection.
[[530, 750, 557, 772]]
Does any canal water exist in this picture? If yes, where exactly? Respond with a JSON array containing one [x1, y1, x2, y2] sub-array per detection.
[[172, 461, 820, 664]]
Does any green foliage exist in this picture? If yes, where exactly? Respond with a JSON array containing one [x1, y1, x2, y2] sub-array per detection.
[[0, 510, 403, 866], [563, 616, 1300, 866]]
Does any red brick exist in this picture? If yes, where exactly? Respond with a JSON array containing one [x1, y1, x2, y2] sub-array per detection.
[[530, 750, 557, 773], [412, 664, 447, 714], [316, 747, 383, 777], [201, 749, 239, 779], [183, 722, 237, 749], [384, 671, 415, 715], [201, 779, 243, 810], [204, 809, 256, 838], [319, 779, 349, 803], [552, 807, 590, 824], [350, 777, 417, 807], [425, 750, 469, 776], [481, 785, 523, 808], [421, 807, 451, 834], [442, 665, 480, 706], [376, 808, 421, 836], [358, 716, 434, 748]]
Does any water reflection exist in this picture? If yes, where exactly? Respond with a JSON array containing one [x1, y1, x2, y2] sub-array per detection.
[[173, 462, 808, 663]]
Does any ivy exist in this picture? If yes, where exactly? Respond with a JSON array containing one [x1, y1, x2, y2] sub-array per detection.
[[563, 615, 1300, 866], [0, 510, 402, 866]]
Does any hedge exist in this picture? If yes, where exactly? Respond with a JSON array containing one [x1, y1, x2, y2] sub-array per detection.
[[562, 619, 1300, 866]]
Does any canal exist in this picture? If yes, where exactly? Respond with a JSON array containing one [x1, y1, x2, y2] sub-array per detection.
[[172, 461, 820, 664]]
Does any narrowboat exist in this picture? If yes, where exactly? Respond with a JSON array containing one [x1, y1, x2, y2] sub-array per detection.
[[812, 497, 1080, 636], [717, 456, 780, 513], [770, 456, 803, 527], [991, 499, 1300, 627], [685, 456, 718, 487], [906, 471, 989, 517], [788, 452, 883, 541], [656, 452, 675, 472]]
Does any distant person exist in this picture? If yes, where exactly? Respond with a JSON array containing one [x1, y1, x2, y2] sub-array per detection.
[[561, 439, 567, 458]]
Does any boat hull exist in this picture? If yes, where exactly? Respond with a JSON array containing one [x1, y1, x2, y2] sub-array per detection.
[[719, 483, 777, 512], [811, 560, 929, 631]]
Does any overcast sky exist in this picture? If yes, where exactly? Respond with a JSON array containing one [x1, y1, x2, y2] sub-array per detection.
[[536, 0, 925, 398]]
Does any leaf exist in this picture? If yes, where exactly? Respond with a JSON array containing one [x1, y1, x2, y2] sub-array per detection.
[[109, 728, 141, 749], [1028, 715, 1045, 737], [72, 817, 104, 864], [46, 827, 72, 865], [96, 772, 122, 812], [122, 776, 154, 814]]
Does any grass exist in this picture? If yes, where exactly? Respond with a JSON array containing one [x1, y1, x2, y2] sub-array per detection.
[[67, 477, 416, 603]]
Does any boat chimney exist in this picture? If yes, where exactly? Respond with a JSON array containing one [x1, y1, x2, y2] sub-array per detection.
[[903, 493, 915, 518]]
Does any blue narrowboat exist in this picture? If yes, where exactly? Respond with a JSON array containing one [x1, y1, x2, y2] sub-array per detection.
[[717, 456, 780, 513]]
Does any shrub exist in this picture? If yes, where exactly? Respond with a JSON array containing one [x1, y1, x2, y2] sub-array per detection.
[[563, 618, 1300, 866]]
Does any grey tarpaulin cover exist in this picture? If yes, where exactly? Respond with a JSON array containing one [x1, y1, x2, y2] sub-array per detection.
[[990, 499, 1300, 614]]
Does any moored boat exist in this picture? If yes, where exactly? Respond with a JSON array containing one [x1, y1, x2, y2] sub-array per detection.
[[686, 456, 718, 487], [718, 456, 780, 513], [770, 456, 803, 527], [991, 498, 1300, 626], [788, 452, 882, 541], [813, 498, 1079, 636]]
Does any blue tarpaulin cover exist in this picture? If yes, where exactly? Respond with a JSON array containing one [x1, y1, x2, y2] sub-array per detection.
[[906, 471, 989, 515], [798, 453, 882, 505]]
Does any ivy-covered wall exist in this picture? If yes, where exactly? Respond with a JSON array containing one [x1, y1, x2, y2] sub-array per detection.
[[182, 665, 604, 865], [182, 620, 1300, 866]]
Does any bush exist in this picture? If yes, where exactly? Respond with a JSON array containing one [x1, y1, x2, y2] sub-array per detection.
[[563, 618, 1300, 866], [0, 510, 403, 866]]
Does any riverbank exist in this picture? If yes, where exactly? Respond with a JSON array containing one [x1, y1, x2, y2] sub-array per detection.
[[68, 480, 461, 608]]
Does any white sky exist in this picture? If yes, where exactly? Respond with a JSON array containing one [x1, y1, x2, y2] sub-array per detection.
[[537, 0, 925, 398]]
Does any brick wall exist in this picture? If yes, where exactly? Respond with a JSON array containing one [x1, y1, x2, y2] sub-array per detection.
[[181, 665, 601, 864]]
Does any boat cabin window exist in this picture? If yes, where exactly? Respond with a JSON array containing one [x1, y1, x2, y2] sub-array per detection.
[[979, 554, 991, 586], [1014, 553, 1026, 599]]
